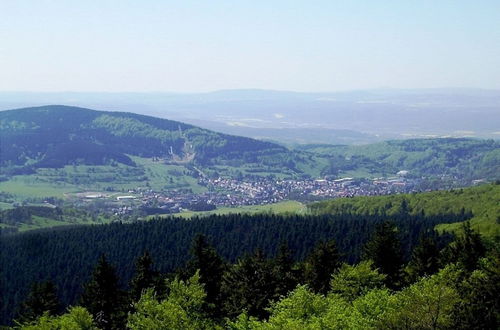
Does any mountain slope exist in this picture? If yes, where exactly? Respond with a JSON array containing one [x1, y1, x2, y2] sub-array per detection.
[[0, 105, 292, 172]]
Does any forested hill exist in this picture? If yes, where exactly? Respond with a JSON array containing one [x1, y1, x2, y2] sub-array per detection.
[[0, 105, 289, 171], [309, 182, 500, 238]]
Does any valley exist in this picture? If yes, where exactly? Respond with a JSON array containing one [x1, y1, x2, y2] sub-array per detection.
[[1, 105, 498, 234]]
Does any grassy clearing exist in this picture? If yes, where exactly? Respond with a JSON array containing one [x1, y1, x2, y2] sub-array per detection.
[[154, 200, 305, 219], [0, 157, 207, 206], [0, 177, 77, 198]]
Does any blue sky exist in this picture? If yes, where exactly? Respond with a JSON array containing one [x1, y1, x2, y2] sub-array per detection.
[[1, 0, 499, 92]]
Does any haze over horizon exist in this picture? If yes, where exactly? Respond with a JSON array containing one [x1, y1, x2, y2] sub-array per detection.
[[2, 1, 500, 92]]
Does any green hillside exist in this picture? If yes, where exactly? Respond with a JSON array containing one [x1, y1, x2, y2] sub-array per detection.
[[0, 105, 295, 171], [309, 183, 500, 238], [299, 138, 500, 180]]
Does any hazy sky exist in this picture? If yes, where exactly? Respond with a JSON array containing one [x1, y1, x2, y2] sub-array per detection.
[[1, 0, 499, 92]]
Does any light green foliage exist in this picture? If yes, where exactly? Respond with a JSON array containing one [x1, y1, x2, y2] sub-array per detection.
[[91, 115, 179, 141], [265, 285, 330, 328], [18, 306, 97, 330], [127, 272, 217, 330], [310, 183, 500, 238], [171, 201, 305, 219], [230, 266, 462, 330], [383, 266, 461, 329], [345, 289, 394, 329], [330, 261, 386, 301]]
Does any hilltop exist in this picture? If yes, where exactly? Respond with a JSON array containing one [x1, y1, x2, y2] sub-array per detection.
[[0, 105, 292, 171]]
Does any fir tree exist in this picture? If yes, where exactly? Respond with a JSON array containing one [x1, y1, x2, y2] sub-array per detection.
[[221, 249, 276, 319], [364, 221, 404, 288], [272, 243, 299, 297], [304, 240, 341, 295], [80, 255, 127, 330], [405, 234, 441, 282], [18, 281, 61, 322], [129, 251, 160, 301], [184, 234, 226, 311], [444, 221, 486, 272]]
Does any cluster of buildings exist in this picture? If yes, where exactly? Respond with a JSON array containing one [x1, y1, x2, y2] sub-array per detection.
[[99, 174, 419, 216]]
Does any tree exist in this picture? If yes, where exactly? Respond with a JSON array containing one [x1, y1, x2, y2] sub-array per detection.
[[363, 221, 404, 288], [129, 251, 159, 302], [221, 249, 276, 319], [452, 254, 500, 329], [383, 265, 460, 329], [18, 281, 61, 323], [18, 306, 98, 330], [330, 261, 386, 301], [304, 240, 341, 295], [128, 272, 215, 329], [185, 235, 226, 304], [80, 255, 127, 330], [444, 221, 486, 272], [272, 243, 299, 298], [405, 234, 441, 282]]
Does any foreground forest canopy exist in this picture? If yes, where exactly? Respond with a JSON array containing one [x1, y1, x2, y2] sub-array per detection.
[[7, 220, 499, 329], [1, 184, 499, 328]]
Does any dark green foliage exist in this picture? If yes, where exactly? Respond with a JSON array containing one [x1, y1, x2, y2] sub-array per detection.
[[452, 253, 500, 329], [405, 234, 441, 282], [129, 251, 160, 302], [183, 234, 226, 317], [444, 221, 487, 272], [0, 206, 63, 226], [80, 255, 127, 330], [17, 281, 61, 323], [364, 221, 404, 288], [272, 243, 300, 298], [0, 212, 463, 325], [221, 249, 276, 319], [304, 240, 341, 294]]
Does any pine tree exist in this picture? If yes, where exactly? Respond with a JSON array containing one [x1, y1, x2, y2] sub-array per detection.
[[444, 221, 486, 272], [272, 243, 299, 297], [364, 221, 404, 288], [184, 234, 226, 310], [80, 255, 127, 330], [304, 240, 341, 295], [405, 234, 441, 282], [18, 281, 61, 322], [129, 251, 159, 302], [221, 249, 276, 319]]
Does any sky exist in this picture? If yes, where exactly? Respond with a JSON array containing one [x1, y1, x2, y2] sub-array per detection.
[[1, 0, 500, 92]]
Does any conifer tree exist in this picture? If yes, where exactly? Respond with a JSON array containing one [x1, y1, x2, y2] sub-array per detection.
[[405, 234, 441, 282], [221, 249, 276, 319], [129, 251, 160, 301], [272, 243, 299, 297], [364, 221, 404, 288], [304, 240, 341, 295], [185, 234, 226, 310], [80, 255, 127, 330], [444, 221, 486, 272], [18, 281, 61, 322]]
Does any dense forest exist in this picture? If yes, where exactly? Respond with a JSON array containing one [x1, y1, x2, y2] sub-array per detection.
[[1, 209, 468, 326], [5, 219, 499, 329]]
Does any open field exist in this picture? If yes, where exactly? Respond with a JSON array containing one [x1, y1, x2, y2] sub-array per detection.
[[0, 156, 207, 207], [154, 200, 306, 219]]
